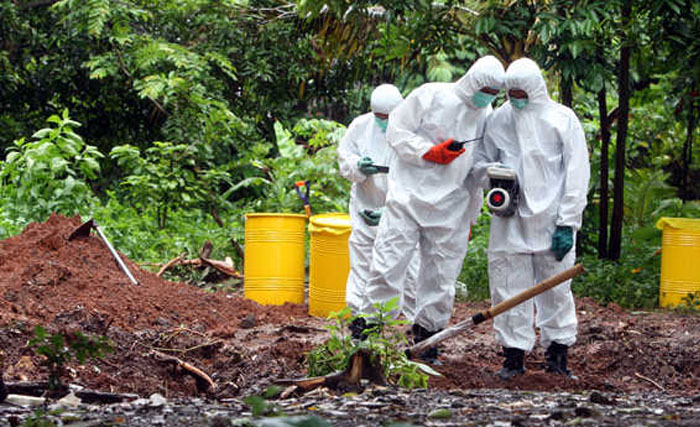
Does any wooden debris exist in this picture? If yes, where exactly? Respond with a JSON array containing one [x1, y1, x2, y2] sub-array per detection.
[[276, 349, 386, 393], [634, 372, 666, 392], [4, 382, 137, 404], [199, 256, 243, 279], [200, 241, 213, 259], [5, 381, 48, 397], [74, 390, 139, 404], [155, 242, 243, 279], [151, 350, 217, 393], [156, 252, 187, 277], [279, 385, 298, 399], [278, 324, 326, 334]]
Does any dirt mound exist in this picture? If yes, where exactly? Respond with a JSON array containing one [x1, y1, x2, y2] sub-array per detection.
[[0, 214, 316, 396], [0, 213, 308, 331]]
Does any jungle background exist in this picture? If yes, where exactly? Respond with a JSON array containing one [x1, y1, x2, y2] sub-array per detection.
[[2, 0, 699, 310]]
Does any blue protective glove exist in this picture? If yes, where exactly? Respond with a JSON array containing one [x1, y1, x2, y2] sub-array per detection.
[[359, 208, 383, 226], [357, 156, 379, 175], [551, 226, 574, 261]]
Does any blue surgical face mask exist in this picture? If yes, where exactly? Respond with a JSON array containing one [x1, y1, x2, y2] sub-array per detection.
[[472, 91, 497, 108], [375, 117, 388, 131], [511, 98, 529, 110]]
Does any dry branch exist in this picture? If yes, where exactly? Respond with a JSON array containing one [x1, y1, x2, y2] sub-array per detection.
[[635, 372, 666, 392], [156, 252, 187, 277], [151, 350, 217, 392], [199, 256, 243, 279], [155, 241, 243, 279], [199, 240, 243, 279]]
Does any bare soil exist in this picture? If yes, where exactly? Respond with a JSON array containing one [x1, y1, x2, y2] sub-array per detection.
[[1, 214, 698, 400]]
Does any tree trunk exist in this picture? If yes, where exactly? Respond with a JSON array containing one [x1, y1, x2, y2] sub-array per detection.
[[560, 76, 573, 108], [597, 85, 610, 259], [682, 84, 697, 200], [608, 0, 631, 261]]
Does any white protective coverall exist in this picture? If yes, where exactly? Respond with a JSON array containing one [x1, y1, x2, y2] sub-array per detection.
[[472, 58, 590, 351], [363, 56, 506, 332], [337, 84, 419, 321]]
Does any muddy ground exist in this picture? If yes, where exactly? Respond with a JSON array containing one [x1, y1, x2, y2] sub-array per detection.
[[0, 214, 698, 425]]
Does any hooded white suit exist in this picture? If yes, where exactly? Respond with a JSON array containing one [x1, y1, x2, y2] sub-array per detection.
[[472, 58, 590, 351], [363, 56, 506, 332], [337, 84, 419, 321]]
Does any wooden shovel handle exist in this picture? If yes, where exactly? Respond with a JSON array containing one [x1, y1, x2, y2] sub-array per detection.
[[471, 263, 585, 325], [406, 263, 585, 357]]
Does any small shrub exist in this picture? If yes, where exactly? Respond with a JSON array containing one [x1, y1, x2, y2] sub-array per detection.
[[675, 291, 700, 314], [306, 299, 440, 389], [28, 326, 113, 392]]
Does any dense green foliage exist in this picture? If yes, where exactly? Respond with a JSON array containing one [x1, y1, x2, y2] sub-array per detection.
[[1, 0, 699, 309]]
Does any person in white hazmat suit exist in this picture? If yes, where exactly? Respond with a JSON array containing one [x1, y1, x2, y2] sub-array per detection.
[[360, 56, 506, 360], [472, 58, 590, 380], [337, 84, 420, 339]]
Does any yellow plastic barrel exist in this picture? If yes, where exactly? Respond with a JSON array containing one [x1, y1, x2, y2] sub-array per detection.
[[308, 213, 352, 317], [656, 217, 700, 307], [244, 213, 307, 305]]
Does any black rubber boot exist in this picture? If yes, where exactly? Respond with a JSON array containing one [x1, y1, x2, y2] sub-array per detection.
[[544, 342, 578, 380], [349, 317, 367, 340], [412, 324, 441, 364], [496, 347, 526, 380], [349, 317, 378, 340]]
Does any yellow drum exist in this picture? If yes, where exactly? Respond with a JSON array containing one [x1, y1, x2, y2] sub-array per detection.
[[244, 213, 307, 305], [656, 217, 700, 307], [308, 213, 352, 317]]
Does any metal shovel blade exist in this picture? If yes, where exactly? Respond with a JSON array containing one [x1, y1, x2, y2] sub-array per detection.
[[68, 219, 139, 286], [68, 219, 96, 241]]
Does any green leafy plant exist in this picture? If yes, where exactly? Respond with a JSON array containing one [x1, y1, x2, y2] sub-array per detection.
[[675, 291, 700, 314], [575, 237, 661, 309], [457, 210, 491, 301], [292, 118, 346, 151], [28, 325, 113, 392], [305, 307, 356, 377], [0, 109, 102, 223], [21, 408, 57, 427], [243, 395, 284, 418], [306, 299, 440, 389], [110, 141, 233, 229], [624, 168, 677, 227], [234, 119, 350, 214]]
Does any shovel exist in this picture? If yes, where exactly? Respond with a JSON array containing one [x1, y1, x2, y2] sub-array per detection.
[[68, 219, 139, 286]]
